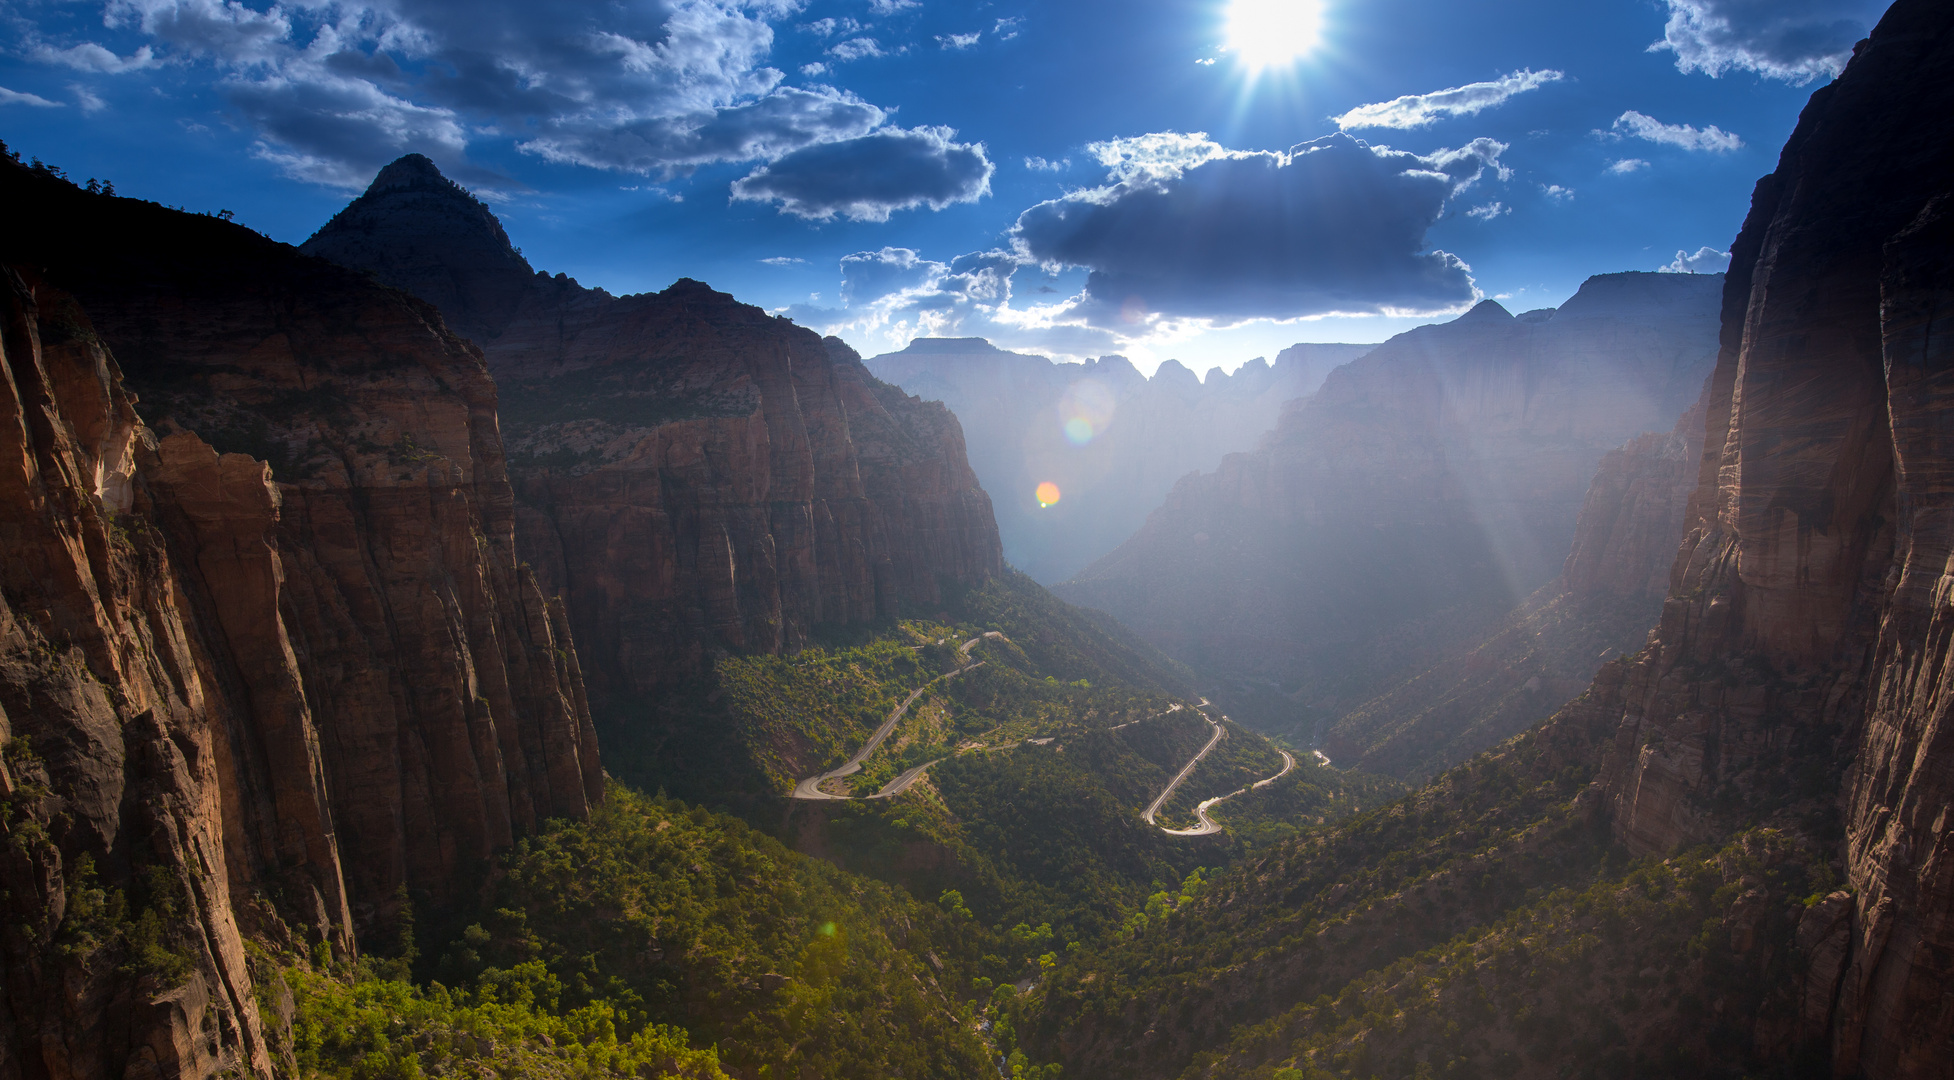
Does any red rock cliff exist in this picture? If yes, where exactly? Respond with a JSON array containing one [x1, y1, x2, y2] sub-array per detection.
[[0, 157, 601, 1078], [301, 158, 1003, 707], [1565, 3, 1954, 1075]]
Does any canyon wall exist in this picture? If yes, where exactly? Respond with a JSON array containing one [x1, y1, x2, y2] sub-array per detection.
[[1055, 274, 1723, 730], [302, 157, 1003, 708], [1322, 389, 1708, 779], [0, 158, 600, 1078], [1571, 3, 1954, 1074], [865, 337, 1372, 583]]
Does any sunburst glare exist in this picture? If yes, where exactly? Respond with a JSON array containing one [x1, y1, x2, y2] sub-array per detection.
[[1225, 0, 1327, 69]]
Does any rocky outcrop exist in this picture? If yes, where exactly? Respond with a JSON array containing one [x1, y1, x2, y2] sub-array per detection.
[[1, 155, 600, 1079], [864, 338, 1373, 583], [1561, 3, 1954, 1075], [1056, 273, 1723, 731], [302, 157, 1003, 707]]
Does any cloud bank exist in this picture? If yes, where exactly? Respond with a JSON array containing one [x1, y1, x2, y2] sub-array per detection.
[[731, 126, 993, 220], [1653, 0, 1884, 83], [1334, 69, 1563, 130], [1013, 132, 1500, 324], [26, 0, 978, 219]]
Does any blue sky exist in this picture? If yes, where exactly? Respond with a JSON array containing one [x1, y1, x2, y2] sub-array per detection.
[[0, 0, 1886, 373]]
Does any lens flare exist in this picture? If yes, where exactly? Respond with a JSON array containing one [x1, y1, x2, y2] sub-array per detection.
[[1225, 0, 1325, 69], [1035, 482, 1062, 507], [1057, 378, 1117, 446]]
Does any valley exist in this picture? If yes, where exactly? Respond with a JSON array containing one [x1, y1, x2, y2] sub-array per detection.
[[2, 1, 1951, 1079]]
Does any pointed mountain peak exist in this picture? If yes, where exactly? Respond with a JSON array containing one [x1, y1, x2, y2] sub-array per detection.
[[368, 153, 456, 195], [1454, 299, 1514, 324], [302, 155, 540, 345]]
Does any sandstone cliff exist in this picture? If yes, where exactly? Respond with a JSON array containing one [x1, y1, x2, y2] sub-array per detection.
[[865, 337, 1372, 583], [0, 157, 600, 1079], [1055, 273, 1723, 731], [301, 158, 1003, 712], [1569, 2, 1954, 1073]]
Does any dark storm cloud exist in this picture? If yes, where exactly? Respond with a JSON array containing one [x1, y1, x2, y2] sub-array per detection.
[[731, 126, 993, 220], [1654, 0, 1885, 83], [1012, 132, 1499, 325]]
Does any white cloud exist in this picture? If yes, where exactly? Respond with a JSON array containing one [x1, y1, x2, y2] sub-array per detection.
[[937, 31, 981, 49], [869, 0, 919, 12], [34, 42, 158, 73], [1087, 130, 1228, 183], [1334, 69, 1564, 130], [993, 16, 1022, 40], [1662, 246, 1731, 274], [0, 86, 64, 107], [1611, 110, 1742, 151], [1653, 0, 1883, 83], [1607, 158, 1650, 174], [800, 61, 828, 76], [72, 84, 108, 112], [1024, 156, 1069, 172], [761, 256, 806, 265], [828, 37, 887, 62], [1541, 184, 1574, 201], [1466, 201, 1508, 220]]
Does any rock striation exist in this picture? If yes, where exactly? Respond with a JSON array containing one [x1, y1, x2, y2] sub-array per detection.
[[1568, 3, 1954, 1074], [0, 156, 599, 1079], [302, 157, 1003, 709], [865, 337, 1373, 583], [1056, 272, 1723, 730]]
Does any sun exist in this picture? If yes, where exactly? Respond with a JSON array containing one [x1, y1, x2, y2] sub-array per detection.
[[1224, 0, 1326, 69]]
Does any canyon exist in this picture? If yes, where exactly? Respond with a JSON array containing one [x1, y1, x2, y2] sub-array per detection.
[[865, 337, 1371, 583], [1055, 271, 1724, 739]]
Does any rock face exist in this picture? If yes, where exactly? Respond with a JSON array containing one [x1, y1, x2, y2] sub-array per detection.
[[865, 337, 1373, 583], [0, 158, 600, 1078], [302, 158, 1003, 707], [1056, 273, 1723, 729], [1321, 390, 1711, 779], [1570, 4, 1954, 1075]]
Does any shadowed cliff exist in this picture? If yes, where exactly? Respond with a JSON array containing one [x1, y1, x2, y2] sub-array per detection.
[[302, 157, 1005, 714]]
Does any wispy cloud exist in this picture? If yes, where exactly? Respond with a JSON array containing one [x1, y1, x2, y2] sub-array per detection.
[[993, 17, 1022, 40], [1610, 111, 1742, 151], [1334, 69, 1564, 130], [828, 37, 889, 62], [0, 86, 63, 107], [34, 43, 157, 73], [1466, 201, 1509, 220], [869, 0, 919, 12], [937, 32, 981, 49], [761, 256, 807, 265], [1607, 158, 1650, 174], [1024, 156, 1069, 172], [1541, 184, 1574, 202], [72, 84, 107, 113]]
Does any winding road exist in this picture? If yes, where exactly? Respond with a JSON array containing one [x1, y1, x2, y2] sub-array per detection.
[[789, 633, 1007, 801], [1143, 702, 1300, 837]]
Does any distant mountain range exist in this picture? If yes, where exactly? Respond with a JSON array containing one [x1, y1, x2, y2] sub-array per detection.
[[1054, 272, 1726, 739], [866, 337, 1372, 583]]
